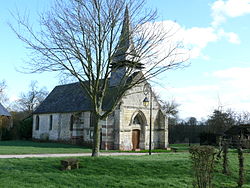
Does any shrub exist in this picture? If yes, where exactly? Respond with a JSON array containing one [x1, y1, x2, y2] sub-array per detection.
[[40, 133, 49, 141], [19, 117, 33, 139], [189, 145, 216, 188], [1, 127, 12, 140]]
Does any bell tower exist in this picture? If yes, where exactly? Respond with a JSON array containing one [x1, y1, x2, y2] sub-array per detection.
[[110, 6, 144, 87]]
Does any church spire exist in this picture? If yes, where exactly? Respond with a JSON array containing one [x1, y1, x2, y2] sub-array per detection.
[[109, 6, 144, 87], [110, 6, 143, 69]]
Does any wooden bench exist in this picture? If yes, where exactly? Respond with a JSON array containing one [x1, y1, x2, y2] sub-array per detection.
[[61, 158, 79, 170]]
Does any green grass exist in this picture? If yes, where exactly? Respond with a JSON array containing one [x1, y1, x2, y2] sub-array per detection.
[[0, 140, 91, 154], [169, 143, 199, 152], [0, 153, 249, 187], [0, 141, 172, 155], [103, 148, 172, 153], [0, 141, 179, 155]]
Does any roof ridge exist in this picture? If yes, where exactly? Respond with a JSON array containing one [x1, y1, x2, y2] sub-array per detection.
[[56, 82, 80, 87]]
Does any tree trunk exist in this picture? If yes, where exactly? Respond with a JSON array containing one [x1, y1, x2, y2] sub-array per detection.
[[92, 114, 101, 157], [222, 141, 229, 175], [0, 128, 2, 141], [237, 141, 244, 187], [0, 118, 2, 140]]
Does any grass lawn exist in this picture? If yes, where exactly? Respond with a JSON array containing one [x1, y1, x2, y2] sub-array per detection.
[[0, 141, 184, 155], [0, 140, 91, 154], [169, 143, 200, 152], [0, 140, 173, 154], [0, 153, 249, 187]]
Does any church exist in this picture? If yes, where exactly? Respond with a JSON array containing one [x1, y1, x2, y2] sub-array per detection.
[[32, 7, 168, 151]]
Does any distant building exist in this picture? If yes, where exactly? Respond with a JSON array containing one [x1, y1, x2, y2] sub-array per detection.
[[0, 103, 12, 133], [32, 7, 168, 150], [0, 103, 10, 117]]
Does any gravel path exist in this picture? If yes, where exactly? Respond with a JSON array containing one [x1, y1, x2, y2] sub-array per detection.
[[0, 152, 150, 159]]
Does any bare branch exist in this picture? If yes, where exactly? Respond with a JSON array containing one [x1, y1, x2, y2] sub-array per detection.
[[9, 0, 188, 156]]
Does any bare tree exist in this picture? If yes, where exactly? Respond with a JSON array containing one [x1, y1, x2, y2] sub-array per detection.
[[0, 80, 8, 104], [15, 81, 48, 113], [235, 111, 250, 125], [0, 81, 11, 140], [10, 0, 188, 156], [0, 80, 6, 94], [161, 100, 179, 118]]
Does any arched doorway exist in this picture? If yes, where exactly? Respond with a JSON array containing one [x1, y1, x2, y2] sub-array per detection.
[[132, 129, 140, 150], [131, 111, 147, 150]]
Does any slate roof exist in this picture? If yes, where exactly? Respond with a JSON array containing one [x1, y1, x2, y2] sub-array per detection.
[[34, 82, 120, 114], [34, 82, 92, 114], [0, 103, 11, 116], [34, 71, 143, 114], [110, 6, 143, 70]]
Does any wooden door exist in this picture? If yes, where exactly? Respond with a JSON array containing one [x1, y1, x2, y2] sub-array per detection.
[[132, 130, 140, 150]]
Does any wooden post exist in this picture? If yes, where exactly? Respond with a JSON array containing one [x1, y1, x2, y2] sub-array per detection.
[[237, 138, 244, 188], [222, 139, 230, 175]]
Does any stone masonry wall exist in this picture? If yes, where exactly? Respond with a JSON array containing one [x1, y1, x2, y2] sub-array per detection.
[[32, 83, 168, 150], [33, 111, 116, 147], [118, 82, 168, 150]]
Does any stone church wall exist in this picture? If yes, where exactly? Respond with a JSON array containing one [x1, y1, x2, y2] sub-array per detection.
[[33, 113, 73, 141], [32, 83, 168, 150], [33, 111, 116, 147], [117, 83, 168, 150]]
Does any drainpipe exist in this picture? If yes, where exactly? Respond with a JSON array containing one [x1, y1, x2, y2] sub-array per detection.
[[105, 117, 108, 150], [149, 87, 152, 155]]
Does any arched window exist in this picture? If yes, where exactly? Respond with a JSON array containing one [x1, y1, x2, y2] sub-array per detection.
[[49, 115, 53, 130], [133, 114, 143, 125], [90, 112, 95, 127], [70, 115, 74, 131], [35, 115, 40, 130]]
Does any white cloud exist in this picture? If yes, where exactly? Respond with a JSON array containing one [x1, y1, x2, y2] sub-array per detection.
[[149, 21, 217, 59], [149, 1, 250, 119], [212, 67, 250, 89], [211, 0, 250, 27], [217, 29, 241, 44], [211, 67, 250, 113], [155, 84, 220, 119], [157, 21, 240, 59], [140, 1, 243, 65], [170, 85, 219, 93], [182, 27, 218, 48], [212, 67, 250, 79], [155, 67, 250, 120]]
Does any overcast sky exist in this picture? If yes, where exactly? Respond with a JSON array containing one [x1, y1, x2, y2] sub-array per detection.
[[1, 0, 250, 120]]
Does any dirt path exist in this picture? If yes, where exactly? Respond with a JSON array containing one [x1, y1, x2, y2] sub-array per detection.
[[0, 152, 151, 159]]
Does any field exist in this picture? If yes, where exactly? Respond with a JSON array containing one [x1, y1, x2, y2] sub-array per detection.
[[0, 154, 249, 187], [0, 140, 176, 154], [0, 141, 249, 187], [0, 140, 91, 154]]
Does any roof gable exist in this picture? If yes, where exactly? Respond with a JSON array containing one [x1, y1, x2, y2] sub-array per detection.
[[0, 103, 11, 116]]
